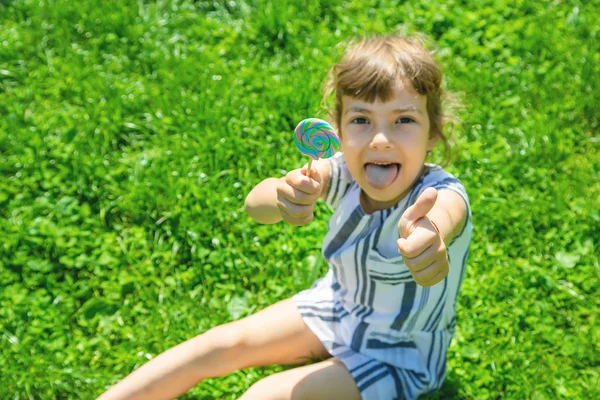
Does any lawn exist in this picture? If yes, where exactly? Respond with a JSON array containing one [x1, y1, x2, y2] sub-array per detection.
[[1, 0, 598, 398]]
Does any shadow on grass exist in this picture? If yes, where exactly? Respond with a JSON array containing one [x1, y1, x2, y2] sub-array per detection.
[[421, 370, 462, 399]]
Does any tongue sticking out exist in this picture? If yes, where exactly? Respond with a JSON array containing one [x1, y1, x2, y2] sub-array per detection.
[[365, 163, 399, 188]]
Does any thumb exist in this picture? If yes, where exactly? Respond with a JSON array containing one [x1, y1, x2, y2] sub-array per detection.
[[302, 164, 323, 186], [398, 187, 438, 238]]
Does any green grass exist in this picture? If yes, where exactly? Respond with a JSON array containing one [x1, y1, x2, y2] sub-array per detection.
[[1, 0, 598, 398]]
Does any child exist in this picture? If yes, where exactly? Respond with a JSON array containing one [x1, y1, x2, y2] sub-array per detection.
[[98, 33, 472, 400]]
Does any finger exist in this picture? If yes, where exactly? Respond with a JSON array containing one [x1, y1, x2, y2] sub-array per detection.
[[397, 225, 437, 258], [277, 198, 314, 219], [405, 187, 437, 221], [412, 257, 448, 282], [402, 242, 445, 272], [415, 262, 449, 287], [302, 164, 323, 186], [286, 169, 321, 195], [398, 188, 438, 238], [278, 184, 320, 206], [279, 207, 314, 226]]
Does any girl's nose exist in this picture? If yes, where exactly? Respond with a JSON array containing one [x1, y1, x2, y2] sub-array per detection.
[[370, 131, 393, 150]]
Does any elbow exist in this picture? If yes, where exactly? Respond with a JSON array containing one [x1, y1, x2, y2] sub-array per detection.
[[244, 193, 257, 221], [244, 178, 283, 224], [244, 192, 273, 224]]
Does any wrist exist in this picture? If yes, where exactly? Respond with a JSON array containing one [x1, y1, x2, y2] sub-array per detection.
[[430, 219, 440, 234], [426, 208, 454, 246]]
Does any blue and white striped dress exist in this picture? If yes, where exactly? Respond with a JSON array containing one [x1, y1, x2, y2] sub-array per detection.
[[293, 152, 472, 399]]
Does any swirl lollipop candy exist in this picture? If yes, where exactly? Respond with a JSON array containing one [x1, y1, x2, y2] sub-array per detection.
[[294, 118, 340, 173]]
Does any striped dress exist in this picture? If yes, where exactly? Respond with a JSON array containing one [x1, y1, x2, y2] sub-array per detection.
[[293, 152, 472, 399]]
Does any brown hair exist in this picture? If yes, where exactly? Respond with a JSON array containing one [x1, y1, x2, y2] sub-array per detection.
[[323, 34, 460, 165]]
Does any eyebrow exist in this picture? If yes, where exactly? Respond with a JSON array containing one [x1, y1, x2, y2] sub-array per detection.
[[345, 106, 422, 115]]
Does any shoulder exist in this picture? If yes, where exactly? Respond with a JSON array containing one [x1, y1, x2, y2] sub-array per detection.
[[405, 164, 471, 231], [322, 152, 356, 208], [414, 164, 470, 206], [329, 152, 349, 171], [421, 164, 472, 241], [422, 164, 464, 186]]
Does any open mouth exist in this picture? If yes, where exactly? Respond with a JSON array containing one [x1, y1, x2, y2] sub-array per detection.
[[364, 162, 401, 189]]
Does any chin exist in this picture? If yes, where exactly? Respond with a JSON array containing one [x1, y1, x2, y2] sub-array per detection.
[[362, 184, 407, 204]]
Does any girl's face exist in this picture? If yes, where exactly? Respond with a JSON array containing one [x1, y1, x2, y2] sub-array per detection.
[[340, 82, 437, 213]]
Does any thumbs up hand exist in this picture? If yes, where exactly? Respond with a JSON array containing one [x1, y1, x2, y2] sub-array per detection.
[[397, 187, 449, 287]]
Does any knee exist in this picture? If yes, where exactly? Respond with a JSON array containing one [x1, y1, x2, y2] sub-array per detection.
[[240, 375, 291, 400], [240, 373, 316, 400]]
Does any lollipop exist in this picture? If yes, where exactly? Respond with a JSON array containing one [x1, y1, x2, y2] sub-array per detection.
[[294, 118, 340, 173]]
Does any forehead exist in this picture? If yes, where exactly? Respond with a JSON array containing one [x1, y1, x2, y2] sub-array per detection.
[[342, 82, 427, 114]]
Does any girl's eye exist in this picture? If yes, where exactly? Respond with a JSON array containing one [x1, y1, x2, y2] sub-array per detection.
[[351, 117, 369, 125], [397, 117, 414, 124]]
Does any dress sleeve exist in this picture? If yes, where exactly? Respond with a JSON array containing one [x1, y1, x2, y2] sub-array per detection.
[[323, 152, 354, 209], [409, 166, 472, 238]]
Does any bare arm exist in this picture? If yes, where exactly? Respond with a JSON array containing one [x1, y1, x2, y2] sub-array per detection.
[[244, 177, 283, 224], [425, 189, 468, 246]]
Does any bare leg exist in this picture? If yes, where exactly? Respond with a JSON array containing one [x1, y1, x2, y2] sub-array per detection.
[[239, 358, 361, 400], [97, 298, 329, 400]]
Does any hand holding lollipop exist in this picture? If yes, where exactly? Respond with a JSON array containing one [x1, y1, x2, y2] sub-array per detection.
[[294, 118, 340, 174], [269, 118, 339, 226], [276, 118, 340, 226]]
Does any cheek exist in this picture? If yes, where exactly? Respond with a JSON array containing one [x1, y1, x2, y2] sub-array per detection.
[[401, 131, 431, 149], [340, 139, 363, 171], [341, 135, 359, 151], [342, 130, 370, 148]]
